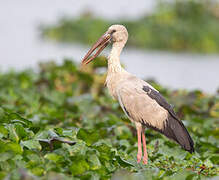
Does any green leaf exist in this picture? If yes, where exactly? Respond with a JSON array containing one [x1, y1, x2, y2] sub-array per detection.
[[0, 51, 219, 178], [0, 172, 6, 180], [93, 142, 112, 161], [87, 154, 101, 170], [115, 156, 134, 168], [70, 157, 90, 175], [21, 140, 41, 150], [45, 153, 63, 163], [31, 167, 44, 176], [6, 111, 32, 127], [64, 140, 87, 156], [0, 125, 8, 138], [210, 155, 219, 164], [5, 142, 23, 154], [0, 152, 14, 162], [77, 128, 100, 146], [8, 124, 19, 143]]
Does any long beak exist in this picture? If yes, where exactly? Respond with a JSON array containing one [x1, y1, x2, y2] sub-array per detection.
[[82, 33, 111, 65]]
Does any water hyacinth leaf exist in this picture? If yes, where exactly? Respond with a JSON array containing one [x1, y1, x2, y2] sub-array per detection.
[[48, 129, 59, 138], [62, 128, 78, 138], [0, 172, 6, 180], [70, 158, 90, 175], [14, 123, 34, 140], [5, 142, 23, 154], [0, 125, 8, 138], [21, 140, 42, 151], [8, 124, 19, 143], [87, 154, 102, 170], [209, 155, 219, 164], [63, 140, 87, 156], [77, 128, 100, 146], [93, 141, 112, 153], [0, 58, 219, 178], [26, 153, 43, 164], [93, 142, 112, 161], [35, 129, 59, 140], [0, 152, 14, 162], [7, 112, 32, 127], [31, 167, 44, 176], [115, 156, 134, 167], [44, 153, 63, 163]]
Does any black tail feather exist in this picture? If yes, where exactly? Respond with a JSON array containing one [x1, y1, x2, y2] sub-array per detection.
[[143, 114, 194, 153], [163, 115, 194, 153]]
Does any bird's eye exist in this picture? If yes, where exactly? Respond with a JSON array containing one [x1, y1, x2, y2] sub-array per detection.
[[111, 30, 116, 34]]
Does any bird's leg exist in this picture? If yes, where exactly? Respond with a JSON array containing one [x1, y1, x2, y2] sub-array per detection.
[[142, 126, 148, 165], [136, 123, 142, 163]]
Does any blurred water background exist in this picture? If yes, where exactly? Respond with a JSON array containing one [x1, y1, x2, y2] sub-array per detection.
[[0, 0, 219, 93]]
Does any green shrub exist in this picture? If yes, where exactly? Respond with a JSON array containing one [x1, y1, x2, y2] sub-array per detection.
[[41, 0, 219, 53]]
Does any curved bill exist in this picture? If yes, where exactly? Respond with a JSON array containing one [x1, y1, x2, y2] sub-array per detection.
[[82, 33, 111, 65]]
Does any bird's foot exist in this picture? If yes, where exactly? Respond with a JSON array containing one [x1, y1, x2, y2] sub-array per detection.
[[137, 152, 142, 163], [143, 155, 148, 165]]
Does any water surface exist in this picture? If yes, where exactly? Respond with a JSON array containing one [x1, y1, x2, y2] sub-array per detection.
[[0, 0, 219, 93]]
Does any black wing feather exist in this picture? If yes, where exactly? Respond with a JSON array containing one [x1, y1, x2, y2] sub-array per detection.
[[142, 86, 178, 119], [142, 85, 194, 153]]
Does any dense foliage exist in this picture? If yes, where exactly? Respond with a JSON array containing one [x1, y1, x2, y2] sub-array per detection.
[[41, 0, 219, 53], [0, 58, 218, 179]]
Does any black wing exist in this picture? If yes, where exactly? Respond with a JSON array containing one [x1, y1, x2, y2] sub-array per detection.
[[142, 85, 194, 153], [142, 86, 178, 119]]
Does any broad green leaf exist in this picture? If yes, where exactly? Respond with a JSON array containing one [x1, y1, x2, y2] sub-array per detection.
[[14, 123, 34, 140], [0, 55, 219, 179], [21, 140, 41, 150], [210, 155, 219, 164], [93, 141, 112, 161], [6, 111, 32, 127], [8, 124, 19, 143], [5, 142, 23, 154], [115, 156, 134, 167], [70, 158, 90, 175], [77, 128, 100, 146], [0, 125, 8, 138], [0, 152, 13, 162], [64, 140, 87, 156], [0, 172, 6, 180], [45, 153, 63, 163], [87, 154, 101, 170], [31, 167, 44, 176]]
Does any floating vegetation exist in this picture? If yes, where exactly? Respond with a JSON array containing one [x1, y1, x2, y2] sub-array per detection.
[[0, 58, 218, 179]]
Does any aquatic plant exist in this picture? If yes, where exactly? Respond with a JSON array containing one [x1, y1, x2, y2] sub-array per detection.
[[0, 58, 218, 179]]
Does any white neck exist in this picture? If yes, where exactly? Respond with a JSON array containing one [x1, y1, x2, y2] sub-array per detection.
[[108, 42, 124, 73]]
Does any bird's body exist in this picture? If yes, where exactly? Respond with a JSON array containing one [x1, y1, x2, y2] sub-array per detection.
[[82, 24, 194, 164]]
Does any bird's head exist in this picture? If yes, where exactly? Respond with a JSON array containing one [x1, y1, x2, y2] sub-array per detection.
[[82, 24, 128, 65], [107, 24, 128, 44]]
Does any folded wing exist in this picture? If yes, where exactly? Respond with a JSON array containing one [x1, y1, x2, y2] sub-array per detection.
[[116, 76, 194, 153]]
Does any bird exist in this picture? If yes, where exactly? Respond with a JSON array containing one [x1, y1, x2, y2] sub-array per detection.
[[81, 24, 194, 164]]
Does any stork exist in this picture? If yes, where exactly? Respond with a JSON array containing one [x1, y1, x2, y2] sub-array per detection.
[[82, 25, 194, 164]]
